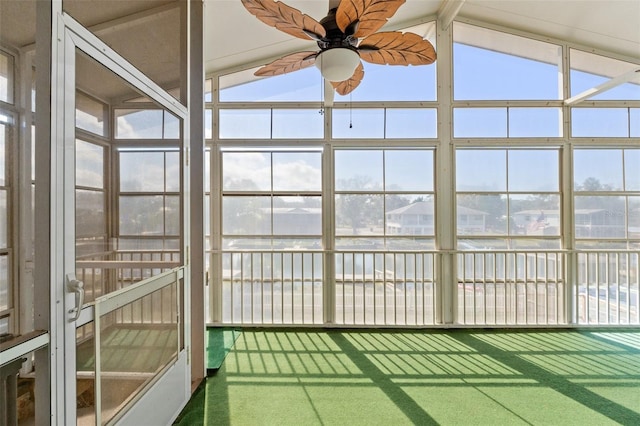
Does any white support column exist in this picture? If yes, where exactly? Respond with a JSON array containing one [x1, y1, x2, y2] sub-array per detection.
[[188, 0, 206, 385], [322, 142, 336, 325], [435, 20, 456, 325]]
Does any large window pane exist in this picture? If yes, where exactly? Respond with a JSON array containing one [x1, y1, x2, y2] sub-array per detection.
[[456, 150, 506, 191], [625, 150, 640, 190], [336, 194, 384, 236], [335, 150, 383, 191], [119, 195, 166, 235], [0, 51, 13, 104], [575, 196, 626, 239], [76, 190, 105, 238], [454, 108, 507, 138], [115, 109, 163, 139], [76, 92, 107, 136], [570, 49, 640, 100], [273, 196, 322, 235], [574, 150, 623, 191], [386, 194, 435, 236], [219, 67, 321, 102], [219, 109, 271, 139], [510, 194, 561, 236], [222, 196, 271, 235], [385, 150, 433, 191], [572, 108, 629, 137], [457, 194, 507, 235], [508, 150, 559, 192], [332, 109, 384, 139], [120, 152, 166, 192], [385, 109, 437, 139], [454, 22, 562, 100], [222, 152, 271, 191], [509, 108, 562, 137], [272, 152, 322, 192], [76, 140, 104, 188], [272, 109, 323, 139]]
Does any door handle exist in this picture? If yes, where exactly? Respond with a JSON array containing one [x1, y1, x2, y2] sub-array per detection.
[[67, 274, 85, 322]]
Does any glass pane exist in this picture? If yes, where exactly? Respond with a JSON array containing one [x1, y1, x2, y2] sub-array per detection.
[[454, 22, 562, 100], [454, 108, 507, 138], [629, 197, 640, 238], [575, 196, 626, 239], [76, 140, 104, 188], [76, 189, 105, 238], [164, 111, 180, 139], [332, 109, 384, 139], [385, 150, 434, 191], [219, 67, 321, 102], [0, 51, 13, 104], [272, 109, 323, 139], [219, 109, 271, 139], [570, 49, 640, 100], [572, 108, 629, 137], [625, 149, 640, 190], [385, 109, 437, 138], [0, 254, 7, 311], [335, 49, 437, 101], [0, 190, 6, 247], [0, 121, 6, 186], [205, 78, 213, 102], [509, 108, 562, 137], [119, 195, 165, 235], [386, 194, 435, 236], [64, 1, 184, 103], [76, 322, 96, 425], [456, 150, 506, 191], [508, 150, 559, 191], [205, 109, 213, 139], [335, 150, 383, 191], [120, 152, 165, 192], [223, 196, 271, 235], [574, 149, 623, 191], [457, 194, 507, 235], [272, 152, 322, 191], [631, 109, 640, 137], [165, 151, 180, 192], [115, 109, 164, 139], [98, 283, 178, 423], [336, 194, 384, 236], [222, 152, 271, 191], [510, 194, 561, 236], [165, 195, 180, 236], [273, 196, 322, 235], [76, 91, 106, 136]]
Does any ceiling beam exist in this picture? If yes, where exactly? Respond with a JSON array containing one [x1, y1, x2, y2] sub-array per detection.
[[437, 0, 466, 30], [565, 67, 640, 105]]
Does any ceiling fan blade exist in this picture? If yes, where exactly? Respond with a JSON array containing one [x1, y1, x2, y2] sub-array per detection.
[[330, 62, 364, 95], [241, 0, 326, 41], [255, 51, 318, 76], [336, 0, 405, 38], [358, 32, 436, 66]]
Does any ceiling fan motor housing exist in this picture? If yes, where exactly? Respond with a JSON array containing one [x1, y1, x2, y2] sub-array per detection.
[[317, 8, 358, 50]]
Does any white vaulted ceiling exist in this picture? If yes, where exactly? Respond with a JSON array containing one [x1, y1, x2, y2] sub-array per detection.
[[203, 0, 640, 75]]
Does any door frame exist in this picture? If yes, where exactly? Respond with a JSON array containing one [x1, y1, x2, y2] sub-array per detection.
[[48, 10, 191, 425]]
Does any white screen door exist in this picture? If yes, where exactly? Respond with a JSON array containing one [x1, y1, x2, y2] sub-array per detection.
[[56, 14, 190, 426]]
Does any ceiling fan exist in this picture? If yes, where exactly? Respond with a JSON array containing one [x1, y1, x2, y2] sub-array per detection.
[[241, 0, 437, 96]]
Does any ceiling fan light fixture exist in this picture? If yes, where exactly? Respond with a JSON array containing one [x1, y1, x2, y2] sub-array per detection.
[[315, 48, 360, 82]]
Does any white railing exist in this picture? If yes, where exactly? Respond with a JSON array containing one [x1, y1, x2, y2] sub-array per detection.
[[334, 251, 437, 326], [209, 249, 640, 327], [575, 251, 639, 325], [456, 251, 566, 325], [221, 251, 324, 324]]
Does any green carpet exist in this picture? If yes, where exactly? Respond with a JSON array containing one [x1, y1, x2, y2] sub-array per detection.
[[206, 327, 242, 374], [175, 328, 640, 425]]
